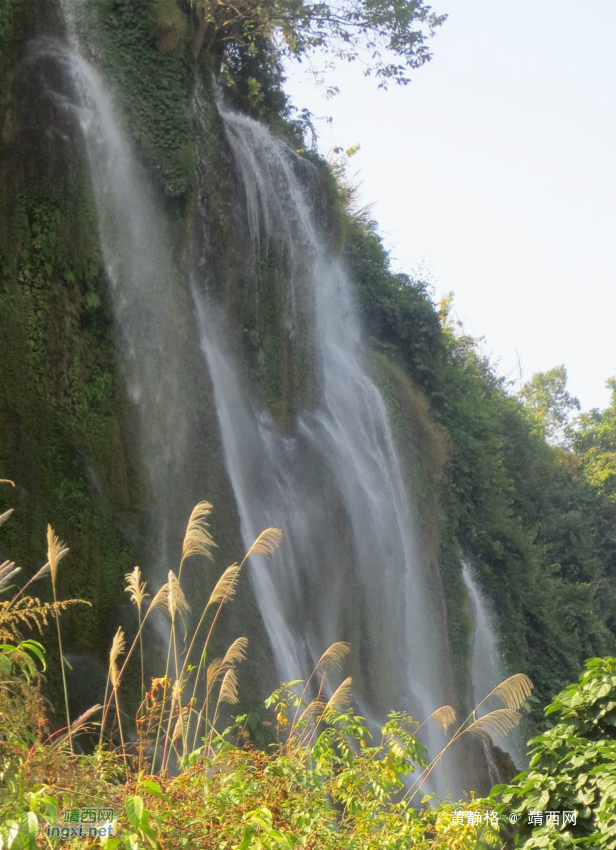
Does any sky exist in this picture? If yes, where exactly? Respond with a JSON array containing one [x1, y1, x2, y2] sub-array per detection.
[[283, 0, 616, 412]]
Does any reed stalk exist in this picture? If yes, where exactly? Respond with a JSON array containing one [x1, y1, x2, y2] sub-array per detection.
[[47, 526, 71, 753]]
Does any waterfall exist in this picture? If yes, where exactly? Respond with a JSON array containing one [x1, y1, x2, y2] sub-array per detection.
[[462, 563, 526, 770], [49, 2, 461, 789], [44, 24, 199, 577], [191, 93, 455, 780]]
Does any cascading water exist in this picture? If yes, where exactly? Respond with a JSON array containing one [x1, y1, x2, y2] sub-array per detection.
[[191, 91, 458, 787], [44, 16, 204, 578], [462, 563, 526, 772], [49, 1, 464, 790]]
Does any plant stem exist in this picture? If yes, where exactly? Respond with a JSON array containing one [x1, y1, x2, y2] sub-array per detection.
[[52, 579, 72, 753]]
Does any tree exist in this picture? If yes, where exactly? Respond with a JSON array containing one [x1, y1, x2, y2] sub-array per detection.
[[572, 377, 616, 503], [189, 0, 447, 87], [520, 366, 580, 446]]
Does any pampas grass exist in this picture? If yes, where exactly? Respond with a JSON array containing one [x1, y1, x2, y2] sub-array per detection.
[[181, 501, 216, 567], [405, 672, 534, 803], [110, 627, 126, 688], [125, 567, 148, 700], [317, 641, 351, 674], [125, 566, 148, 611], [245, 528, 283, 559], [325, 676, 353, 713], [2, 491, 532, 794], [463, 707, 521, 741], [47, 526, 71, 751], [485, 673, 533, 711], [167, 570, 190, 621], [103, 628, 127, 762], [0, 508, 14, 527], [217, 668, 239, 706], [427, 704, 457, 734], [46, 526, 68, 586], [0, 561, 20, 592], [206, 563, 241, 609]]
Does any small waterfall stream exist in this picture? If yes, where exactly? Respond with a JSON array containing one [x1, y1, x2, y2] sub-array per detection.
[[462, 563, 526, 771]]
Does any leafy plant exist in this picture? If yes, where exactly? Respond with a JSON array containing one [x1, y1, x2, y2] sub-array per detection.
[[495, 656, 616, 849]]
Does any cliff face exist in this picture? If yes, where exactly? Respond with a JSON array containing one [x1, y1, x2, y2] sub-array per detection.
[[0, 0, 256, 719], [1, 1, 615, 795], [0, 0, 137, 648]]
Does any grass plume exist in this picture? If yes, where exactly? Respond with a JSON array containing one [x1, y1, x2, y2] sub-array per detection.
[[464, 707, 521, 741], [0, 508, 14, 527], [427, 705, 457, 734], [244, 528, 283, 560], [206, 563, 241, 609], [218, 667, 239, 706], [125, 567, 148, 610], [109, 627, 126, 688], [317, 641, 351, 674], [486, 673, 533, 710], [168, 570, 190, 620], [46, 526, 68, 586], [0, 561, 21, 592], [125, 567, 148, 701], [46, 526, 71, 752], [181, 501, 216, 566], [325, 677, 353, 713]]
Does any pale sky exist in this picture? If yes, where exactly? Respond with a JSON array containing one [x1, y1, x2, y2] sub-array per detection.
[[284, 0, 616, 412]]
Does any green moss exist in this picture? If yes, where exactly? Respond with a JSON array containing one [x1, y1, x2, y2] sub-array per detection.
[[83, 0, 195, 206], [0, 173, 139, 664]]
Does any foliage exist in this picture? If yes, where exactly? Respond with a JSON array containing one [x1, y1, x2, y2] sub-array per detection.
[[572, 377, 616, 504], [495, 656, 616, 849], [520, 366, 580, 446], [0, 494, 527, 850], [190, 0, 446, 87], [83, 0, 196, 202], [343, 215, 616, 723]]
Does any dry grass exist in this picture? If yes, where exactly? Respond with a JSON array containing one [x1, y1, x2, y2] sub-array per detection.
[[109, 627, 126, 688], [464, 708, 521, 741], [325, 677, 353, 713], [125, 566, 148, 610], [0, 508, 14, 527], [317, 641, 351, 674], [1, 491, 532, 801], [428, 704, 457, 734], [245, 527, 283, 559], [487, 673, 533, 710], [181, 501, 216, 565], [206, 562, 241, 608], [46, 526, 68, 585]]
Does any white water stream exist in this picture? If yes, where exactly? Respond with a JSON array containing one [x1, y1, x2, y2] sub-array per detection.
[[462, 563, 526, 771], [191, 96, 454, 778], [48, 4, 463, 789]]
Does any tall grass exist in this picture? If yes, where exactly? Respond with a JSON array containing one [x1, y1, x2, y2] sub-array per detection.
[[1, 487, 532, 809]]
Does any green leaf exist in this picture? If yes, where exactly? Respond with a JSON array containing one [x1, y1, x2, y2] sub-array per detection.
[[21, 640, 46, 671], [125, 796, 144, 831], [24, 812, 38, 835], [138, 779, 167, 800]]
